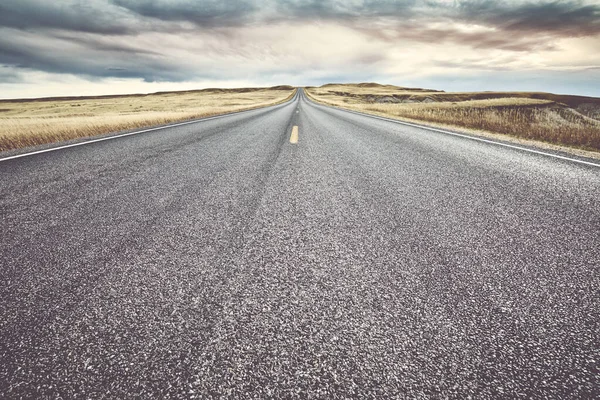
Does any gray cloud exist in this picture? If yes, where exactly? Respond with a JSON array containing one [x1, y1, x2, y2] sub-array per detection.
[[355, 21, 559, 52], [50, 33, 163, 56], [0, 0, 135, 34], [0, 65, 22, 84], [0, 29, 191, 82], [345, 1, 600, 51], [456, 0, 600, 37], [0, 0, 599, 93], [112, 0, 258, 27]]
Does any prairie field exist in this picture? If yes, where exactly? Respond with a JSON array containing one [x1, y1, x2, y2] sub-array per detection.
[[306, 83, 600, 152], [0, 86, 295, 152]]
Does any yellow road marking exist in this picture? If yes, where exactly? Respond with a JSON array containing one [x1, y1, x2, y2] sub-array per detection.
[[290, 126, 299, 144]]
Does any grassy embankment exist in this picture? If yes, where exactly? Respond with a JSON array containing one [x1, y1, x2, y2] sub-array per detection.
[[305, 83, 600, 152], [0, 86, 296, 152]]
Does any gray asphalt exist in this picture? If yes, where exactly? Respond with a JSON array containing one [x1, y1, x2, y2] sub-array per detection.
[[1, 89, 599, 399]]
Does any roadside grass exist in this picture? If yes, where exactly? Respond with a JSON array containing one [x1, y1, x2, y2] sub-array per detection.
[[0, 86, 296, 152], [306, 84, 600, 152]]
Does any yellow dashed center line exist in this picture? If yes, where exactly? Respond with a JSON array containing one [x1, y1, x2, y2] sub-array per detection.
[[290, 126, 299, 144]]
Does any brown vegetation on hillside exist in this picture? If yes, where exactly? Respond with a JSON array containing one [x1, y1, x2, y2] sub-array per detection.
[[306, 84, 600, 152], [0, 86, 296, 152]]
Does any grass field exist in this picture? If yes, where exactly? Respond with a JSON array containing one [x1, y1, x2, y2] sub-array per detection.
[[0, 86, 296, 152], [306, 83, 600, 152]]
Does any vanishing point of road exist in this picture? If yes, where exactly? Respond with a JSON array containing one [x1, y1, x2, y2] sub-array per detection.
[[1, 89, 598, 398]]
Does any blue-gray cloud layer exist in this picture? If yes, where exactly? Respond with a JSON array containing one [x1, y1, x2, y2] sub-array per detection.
[[0, 0, 599, 86]]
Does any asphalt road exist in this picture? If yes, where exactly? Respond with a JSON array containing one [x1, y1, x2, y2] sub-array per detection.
[[1, 89, 598, 399]]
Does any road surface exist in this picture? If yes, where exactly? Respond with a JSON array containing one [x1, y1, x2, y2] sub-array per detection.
[[1, 89, 598, 398]]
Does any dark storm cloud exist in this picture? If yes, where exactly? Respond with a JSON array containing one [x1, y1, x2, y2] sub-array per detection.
[[346, 0, 600, 51], [0, 0, 135, 34], [456, 0, 600, 37], [105, 0, 600, 36], [112, 0, 258, 27], [2, 1, 599, 36], [273, 0, 416, 20], [0, 31, 191, 82], [275, 0, 600, 45]]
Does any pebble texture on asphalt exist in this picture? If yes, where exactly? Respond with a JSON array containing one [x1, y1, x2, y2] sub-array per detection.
[[1, 90, 599, 398]]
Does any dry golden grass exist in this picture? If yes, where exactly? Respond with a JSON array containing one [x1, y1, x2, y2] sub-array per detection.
[[306, 84, 600, 152], [0, 87, 296, 152]]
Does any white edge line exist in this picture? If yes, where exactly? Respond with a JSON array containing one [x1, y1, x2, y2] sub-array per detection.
[[302, 90, 600, 168], [0, 90, 299, 163]]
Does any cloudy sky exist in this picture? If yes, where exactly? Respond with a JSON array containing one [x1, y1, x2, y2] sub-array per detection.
[[1, 0, 599, 98]]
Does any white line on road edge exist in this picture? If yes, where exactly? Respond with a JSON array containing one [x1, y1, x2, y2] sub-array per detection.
[[0, 91, 300, 163], [302, 91, 600, 168]]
